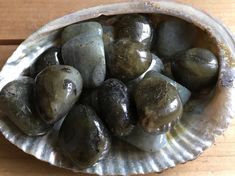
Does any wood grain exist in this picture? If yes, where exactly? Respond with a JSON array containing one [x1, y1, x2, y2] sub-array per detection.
[[0, 0, 235, 41], [0, 0, 235, 176]]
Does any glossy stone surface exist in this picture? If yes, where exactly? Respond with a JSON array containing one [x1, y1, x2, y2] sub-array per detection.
[[155, 19, 197, 58], [126, 53, 164, 94], [145, 71, 191, 105], [62, 22, 106, 88], [30, 47, 62, 77], [0, 77, 51, 136], [59, 105, 110, 169], [107, 39, 152, 82], [35, 65, 83, 124], [171, 48, 219, 91], [115, 14, 154, 47], [135, 76, 183, 134], [121, 125, 167, 152], [61, 22, 103, 44], [98, 79, 135, 137]]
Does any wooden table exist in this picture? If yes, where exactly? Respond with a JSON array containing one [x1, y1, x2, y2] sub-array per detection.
[[0, 0, 235, 175]]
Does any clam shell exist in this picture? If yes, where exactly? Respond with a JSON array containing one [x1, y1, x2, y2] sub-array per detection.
[[0, 1, 235, 175]]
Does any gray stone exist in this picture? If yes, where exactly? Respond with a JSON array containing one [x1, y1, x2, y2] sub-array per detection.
[[0, 77, 52, 136], [62, 23, 106, 88], [121, 125, 167, 152], [61, 22, 103, 44]]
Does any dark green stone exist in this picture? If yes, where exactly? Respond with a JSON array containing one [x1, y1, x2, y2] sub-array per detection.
[[59, 104, 110, 169], [135, 76, 183, 134], [126, 53, 164, 95], [115, 14, 154, 47], [30, 47, 62, 78], [98, 79, 135, 136], [0, 77, 51, 136], [171, 48, 219, 91], [35, 65, 83, 124], [107, 39, 152, 82], [155, 19, 197, 58]]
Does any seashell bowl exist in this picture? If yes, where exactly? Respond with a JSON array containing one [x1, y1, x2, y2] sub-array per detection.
[[0, 0, 235, 175]]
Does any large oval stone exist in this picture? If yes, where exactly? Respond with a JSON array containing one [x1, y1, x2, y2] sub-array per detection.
[[135, 75, 183, 134], [98, 79, 135, 137], [59, 104, 110, 169], [35, 65, 83, 124]]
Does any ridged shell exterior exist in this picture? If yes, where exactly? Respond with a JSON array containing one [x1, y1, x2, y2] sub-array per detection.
[[0, 1, 235, 175]]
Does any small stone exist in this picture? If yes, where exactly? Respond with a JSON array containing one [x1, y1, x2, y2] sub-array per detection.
[[98, 79, 135, 137], [0, 77, 51, 136], [121, 125, 167, 152], [59, 104, 111, 169], [62, 22, 106, 88], [107, 39, 152, 82], [115, 14, 154, 47], [35, 65, 83, 124], [135, 75, 183, 134], [171, 48, 219, 91], [155, 19, 197, 58], [126, 54, 164, 94]]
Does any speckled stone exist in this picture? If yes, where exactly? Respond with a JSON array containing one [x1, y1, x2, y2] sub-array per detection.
[[98, 79, 135, 137], [171, 48, 219, 91], [0, 77, 52, 136], [135, 75, 183, 134], [107, 39, 152, 82], [59, 104, 111, 169], [126, 53, 164, 94], [35, 65, 83, 124], [145, 71, 191, 105]]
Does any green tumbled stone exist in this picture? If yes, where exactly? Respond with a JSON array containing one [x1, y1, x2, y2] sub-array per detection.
[[35, 65, 83, 124], [171, 48, 219, 91], [59, 104, 110, 169], [134, 75, 183, 134], [0, 77, 52, 136], [107, 39, 152, 82]]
